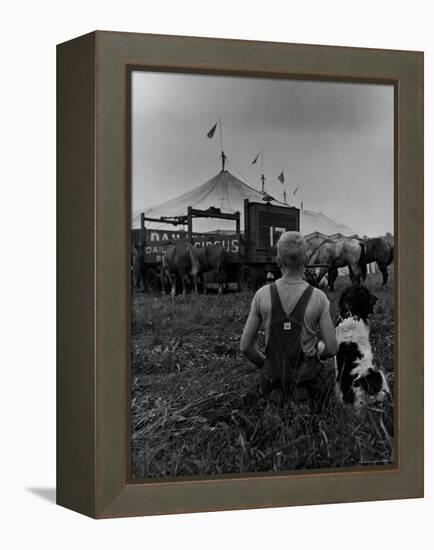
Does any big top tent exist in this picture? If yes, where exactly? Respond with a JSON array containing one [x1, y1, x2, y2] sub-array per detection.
[[132, 168, 356, 237]]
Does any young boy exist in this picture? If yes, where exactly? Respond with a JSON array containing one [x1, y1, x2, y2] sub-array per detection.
[[240, 231, 338, 405]]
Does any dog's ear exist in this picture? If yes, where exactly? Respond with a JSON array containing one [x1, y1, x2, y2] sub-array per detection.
[[370, 294, 378, 306]]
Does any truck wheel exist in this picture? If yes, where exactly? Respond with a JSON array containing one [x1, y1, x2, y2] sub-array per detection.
[[237, 266, 257, 291], [144, 268, 160, 292]]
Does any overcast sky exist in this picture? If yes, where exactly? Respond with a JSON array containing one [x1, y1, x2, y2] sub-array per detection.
[[132, 71, 394, 236]]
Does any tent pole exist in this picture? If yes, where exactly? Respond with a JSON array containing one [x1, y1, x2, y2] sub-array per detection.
[[218, 118, 226, 171], [187, 207, 193, 243]]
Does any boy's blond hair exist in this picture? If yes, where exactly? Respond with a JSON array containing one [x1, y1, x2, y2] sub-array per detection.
[[276, 231, 307, 270]]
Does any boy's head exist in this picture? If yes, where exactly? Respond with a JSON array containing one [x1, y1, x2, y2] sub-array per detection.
[[276, 231, 307, 272]]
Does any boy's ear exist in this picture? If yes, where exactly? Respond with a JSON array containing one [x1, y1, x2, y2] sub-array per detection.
[[277, 256, 282, 269]]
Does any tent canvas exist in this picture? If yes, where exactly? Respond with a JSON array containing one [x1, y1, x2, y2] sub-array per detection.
[[132, 169, 356, 237]]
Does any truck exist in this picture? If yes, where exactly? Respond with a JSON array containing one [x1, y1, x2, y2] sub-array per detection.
[[131, 199, 301, 292]]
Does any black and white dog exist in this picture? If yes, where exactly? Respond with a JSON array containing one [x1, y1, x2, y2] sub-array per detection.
[[334, 285, 390, 410]]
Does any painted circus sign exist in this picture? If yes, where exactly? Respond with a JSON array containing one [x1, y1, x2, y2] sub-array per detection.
[[140, 229, 240, 262]]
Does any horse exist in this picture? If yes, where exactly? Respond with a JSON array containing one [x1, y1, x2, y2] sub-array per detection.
[[307, 237, 366, 291], [161, 242, 200, 296], [362, 237, 394, 286], [305, 233, 334, 289], [305, 233, 330, 256], [195, 244, 228, 294], [161, 242, 227, 296]]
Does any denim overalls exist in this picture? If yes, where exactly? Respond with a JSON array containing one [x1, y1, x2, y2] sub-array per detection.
[[262, 283, 327, 403]]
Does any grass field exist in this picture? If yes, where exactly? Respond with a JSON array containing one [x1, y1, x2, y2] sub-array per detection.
[[131, 271, 394, 479]]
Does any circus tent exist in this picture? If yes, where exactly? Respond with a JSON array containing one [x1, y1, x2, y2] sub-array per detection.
[[132, 168, 356, 237]]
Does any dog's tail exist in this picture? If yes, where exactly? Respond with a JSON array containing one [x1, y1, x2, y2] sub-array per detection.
[[359, 242, 367, 280]]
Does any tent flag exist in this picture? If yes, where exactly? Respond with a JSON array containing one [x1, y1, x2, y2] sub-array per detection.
[[252, 152, 260, 164], [278, 170, 285, 184], [207, 122, 218, 139], [293, 185, 299, 195]]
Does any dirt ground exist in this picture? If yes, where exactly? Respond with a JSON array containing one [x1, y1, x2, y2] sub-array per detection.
[[131, 270, 394, 479]]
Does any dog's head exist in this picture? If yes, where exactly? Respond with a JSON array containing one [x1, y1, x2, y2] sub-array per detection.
[[338, 285, 377, 322]]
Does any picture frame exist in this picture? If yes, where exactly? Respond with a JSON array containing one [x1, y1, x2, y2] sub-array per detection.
[[57, 30, 423, 518]]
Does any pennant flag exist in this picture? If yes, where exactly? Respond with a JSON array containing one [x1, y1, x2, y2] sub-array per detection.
[[278, 171, 285, 184], [207, 122, 218, 139], [252, 152, 260, 165], [293, 185, 299, 195]]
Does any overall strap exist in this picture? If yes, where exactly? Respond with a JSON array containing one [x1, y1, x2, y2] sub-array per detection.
[[290, 285, 314, 323], [269, 282, 287, 320]]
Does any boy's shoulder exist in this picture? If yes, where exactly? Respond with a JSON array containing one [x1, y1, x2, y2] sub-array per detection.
[[251, 283, 275, 307], [311, 285, 329, 302], [252, 284, 271, 304], [253, 282, 328, 302], [308, 286, 331, 317], [274, 280, 329, 308], [255, 284, 272, 297]]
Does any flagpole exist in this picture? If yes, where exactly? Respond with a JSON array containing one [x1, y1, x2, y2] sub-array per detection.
[[293, 184, 303, 209], [261, 149, 265, 193], [251, 148, 265, 192], [277, 170, 285, 202], [219, 118, 226, 171]]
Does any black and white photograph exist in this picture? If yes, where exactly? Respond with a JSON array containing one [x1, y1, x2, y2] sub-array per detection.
[[130, 70, 395, 479]]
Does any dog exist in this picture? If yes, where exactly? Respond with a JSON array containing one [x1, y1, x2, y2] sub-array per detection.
[[334, 285, 390, 410]]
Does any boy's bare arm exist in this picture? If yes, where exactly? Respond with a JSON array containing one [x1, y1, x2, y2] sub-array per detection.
[[318, 310, 338, 358], [240, 310, 265, 368]]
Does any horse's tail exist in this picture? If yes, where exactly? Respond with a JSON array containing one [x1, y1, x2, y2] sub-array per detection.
[[187, 244, 201, 275], [359, 241, 367, 280], [388, 242, 394, 265]]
